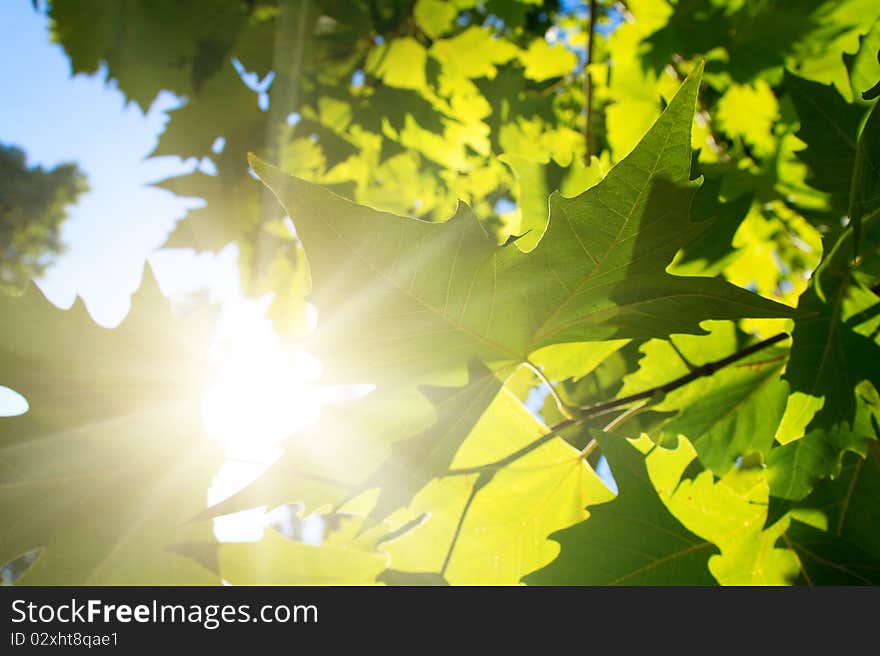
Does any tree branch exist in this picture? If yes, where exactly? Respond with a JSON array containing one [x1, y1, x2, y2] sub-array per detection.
[[577, 332, 789, 415], [445, 331, 789, 479]]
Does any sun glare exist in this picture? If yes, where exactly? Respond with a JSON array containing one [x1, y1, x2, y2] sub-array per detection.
[[201, 296, 322, 541]]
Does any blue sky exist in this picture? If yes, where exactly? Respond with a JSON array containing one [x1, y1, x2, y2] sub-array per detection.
[[0, 1, 238, 328]]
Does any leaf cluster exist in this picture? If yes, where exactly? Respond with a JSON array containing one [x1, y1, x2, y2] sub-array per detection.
[[2, 0, 880, 585]]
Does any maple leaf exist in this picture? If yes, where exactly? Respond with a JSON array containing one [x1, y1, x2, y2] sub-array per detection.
[[780, 445, 880, 584], [251, 64, 790, 387], [785, 71, 867, 219], [524, 433, 717, 585], [219, 518, 390, 586], [767, 193, 880, 500], [0, 269, 221, 584]]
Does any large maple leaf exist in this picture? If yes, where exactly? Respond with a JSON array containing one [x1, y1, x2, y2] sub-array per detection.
[[524, 433, 717, 585], [251, 64, 791, 386], [0, 270, 221, 584]]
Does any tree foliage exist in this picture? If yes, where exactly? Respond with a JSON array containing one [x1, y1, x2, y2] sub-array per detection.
[[2, 0, 880, 585], [0, 144, 87, 292]]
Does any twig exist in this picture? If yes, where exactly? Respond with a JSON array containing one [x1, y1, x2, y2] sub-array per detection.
[[577, 332, 789, 414], [445, 331, 789, 479]]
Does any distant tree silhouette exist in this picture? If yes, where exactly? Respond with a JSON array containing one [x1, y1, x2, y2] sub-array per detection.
[[0, 143, 87, 291]]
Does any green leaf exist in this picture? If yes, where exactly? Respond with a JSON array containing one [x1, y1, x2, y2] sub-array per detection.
[[784, 520, 880, 584], [366, 37, 428, 92], [529, 434, 802, 585], [529, 338, 630, 386], [604, 0, 676, 161], [767, 382, 880, 501], [767, 215, 880, 500], [48, 0, 247, 111], [416, 444, 611, 585], [715, 81, 780, 158], [498, 153, 605, 252], [240, 222, 313, 341], [0, 269, 221, 584], [519, 39, 578, 82], [151, 63, 263, 161], [524, 434, 717, 585], [497, 154, 550, 251], [358, 361, 502, 526], [668, 177, 752, 277], [780, 446, 880, 584], [641, 0, 877, 92], [787, 0, 880, 94], [154, 170, 261, 252], [649, 438, 799, 585], [844, 20, 880, 100], [619, 322, 789, 476], [849, 101, 880, 251], [381, 401, 612, 584], [414, 0, 457, 39], [219, 521, 389, 585], [430, 27, 519, 80], [785, 71, 867, 215], [252, 65, 790, 387]]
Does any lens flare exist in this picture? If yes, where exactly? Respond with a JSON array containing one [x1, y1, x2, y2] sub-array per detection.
[[201, 296, 321, 541]]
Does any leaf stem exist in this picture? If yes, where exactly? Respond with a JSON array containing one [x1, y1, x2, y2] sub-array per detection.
[[581, 438, 598, 458], [600, 397, 651, 432], [524, 360, 574, 419]]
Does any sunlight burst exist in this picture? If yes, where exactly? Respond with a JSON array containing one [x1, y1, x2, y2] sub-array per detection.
[[201, 296, 322, 541]]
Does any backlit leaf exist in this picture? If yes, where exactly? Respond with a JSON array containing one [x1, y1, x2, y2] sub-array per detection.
[[0, 269, 221, 584]]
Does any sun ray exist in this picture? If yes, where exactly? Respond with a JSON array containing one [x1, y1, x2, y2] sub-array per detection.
[[201, 295, 325, 541]]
